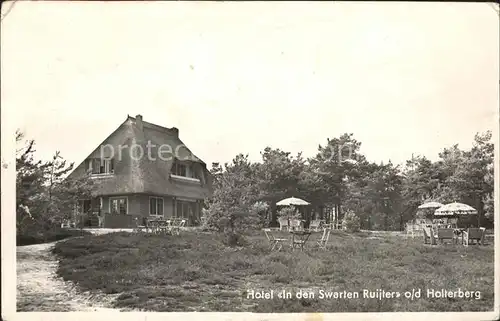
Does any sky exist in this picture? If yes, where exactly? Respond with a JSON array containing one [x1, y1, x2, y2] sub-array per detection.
[[2, 1, 499, 168]]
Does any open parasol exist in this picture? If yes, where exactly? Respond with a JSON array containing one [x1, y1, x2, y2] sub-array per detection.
[[418, 201, 444, 209], [434, 202, 477, 216], [276, 197, 310, 206]]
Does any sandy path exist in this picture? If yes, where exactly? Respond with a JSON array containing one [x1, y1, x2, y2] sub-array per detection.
[[17, 239, 124, 312]]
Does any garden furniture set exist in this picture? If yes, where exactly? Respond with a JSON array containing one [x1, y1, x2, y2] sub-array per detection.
[[423, 226, 486, 246], [264, 227, 331, 252], [134, 217, 186, 235]]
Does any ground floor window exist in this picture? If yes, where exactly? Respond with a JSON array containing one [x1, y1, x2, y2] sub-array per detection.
[[175, 199, 201, 225], [110, 197, 128, 215], [75, 198, 101, 227], [149, 197, 164, 217], [175, 200, 192, 218]]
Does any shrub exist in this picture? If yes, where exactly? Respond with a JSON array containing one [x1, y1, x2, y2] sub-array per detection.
[[251, 201, 270, 227], [342, 210, 361, 233], [17, 227, 90, 246], [222, 231, 248, 247], [199, 208, 216, 232], [277, 206, 301, 220]]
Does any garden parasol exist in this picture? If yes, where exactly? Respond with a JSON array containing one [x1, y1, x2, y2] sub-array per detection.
[[418, 201, 444, 209], [276, 197, 310, 206], [276, 197, 310, 224], [415, 201, 443, 219], [434, 202, 477, 216]]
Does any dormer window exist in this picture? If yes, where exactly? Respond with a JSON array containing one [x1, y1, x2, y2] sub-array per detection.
[[173, 163, 187, 177], [173, 162, 199, 179], [171, 161, 201, 182], [87, 158, 114, 175]]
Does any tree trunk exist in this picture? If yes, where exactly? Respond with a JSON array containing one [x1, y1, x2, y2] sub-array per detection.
[[476, 195, 484, 228], [270, 202, 278, 227], [338, 201, 343, 225], [333, 204, 337, 226]]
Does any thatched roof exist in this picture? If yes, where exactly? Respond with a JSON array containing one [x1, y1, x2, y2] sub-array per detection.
[[68, 115, 213, 199]]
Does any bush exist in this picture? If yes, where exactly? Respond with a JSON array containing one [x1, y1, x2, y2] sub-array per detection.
[[199, 209, 216, 232], [17, 227, 90, 246], [342, 210, 361, 233], [222, 231, 248, 247], [252, 201, 270, 228], [277, 206, 301, 220], [204, 205, 261, 233]]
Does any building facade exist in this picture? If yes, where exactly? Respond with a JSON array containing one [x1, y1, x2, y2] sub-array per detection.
[[67, 114, 213, 228]]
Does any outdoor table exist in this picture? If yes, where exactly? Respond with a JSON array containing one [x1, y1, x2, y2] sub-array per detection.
[[290, 230, 312, 251], [148, 220, 159, 233], [156, 220, 171, 234], [149, 219, 169, 233]]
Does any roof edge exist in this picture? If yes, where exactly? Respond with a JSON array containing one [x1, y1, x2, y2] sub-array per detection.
[[67, 116, 132, 178]]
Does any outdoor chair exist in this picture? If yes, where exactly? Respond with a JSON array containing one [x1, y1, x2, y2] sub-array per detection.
[[157, 220, 171, 235], [309, 220, 322, 232], [422, 226, 437, 245], [416, 218, 427, 225], [289, 219, 302, 231], [165, 219, 173, 233], [61, 220, 71, 229], [317, 228, 331, 250], [405, 222, 416, 238], [171, 219, 186, 235], [437, 228, 455, 245], [414, 223, 424, 236], [133, 217, 148, 233], [462, 227, 486, 246], [278, 218, 289, 231], [408, 222, 424, 238], [264, 229, 288, 251], [148, 220, 159, 234]]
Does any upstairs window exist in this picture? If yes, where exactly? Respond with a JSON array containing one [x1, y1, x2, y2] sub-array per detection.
[[172, 162, 200, 180], [173, 163, 187, 177], [191, 169, 200, 180], [87, 158, 114, 175]]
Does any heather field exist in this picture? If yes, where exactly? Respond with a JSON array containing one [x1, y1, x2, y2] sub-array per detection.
[[50, 230, 494, 312]]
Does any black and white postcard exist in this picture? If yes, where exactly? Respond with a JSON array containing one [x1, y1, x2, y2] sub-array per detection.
[[2, 1, 499, 321]]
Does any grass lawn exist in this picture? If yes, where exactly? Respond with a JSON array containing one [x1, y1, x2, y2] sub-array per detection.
[[52, 230, 494, 312]]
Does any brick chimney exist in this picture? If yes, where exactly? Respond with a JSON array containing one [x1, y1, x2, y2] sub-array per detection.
[[135, 114, 143, 131]]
